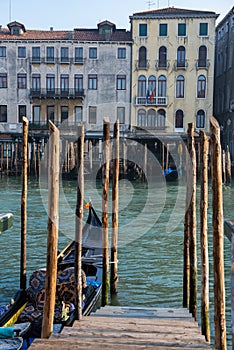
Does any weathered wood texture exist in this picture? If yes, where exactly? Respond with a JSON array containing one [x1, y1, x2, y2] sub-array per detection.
[[210, 116, 227, 349], [199, 131, 210, 342], [31, 306, 211, 349]]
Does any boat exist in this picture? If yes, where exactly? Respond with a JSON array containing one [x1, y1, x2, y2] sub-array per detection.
[[164, 167, 178, 181], [0, 213, 13, 233], [0, 203, 102, 348]]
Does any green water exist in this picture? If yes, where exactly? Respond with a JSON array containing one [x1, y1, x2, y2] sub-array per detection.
[[0, 176, 233, 348]]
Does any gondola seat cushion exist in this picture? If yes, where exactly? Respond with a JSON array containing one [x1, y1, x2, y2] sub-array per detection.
[[18, 267, 86, 323]]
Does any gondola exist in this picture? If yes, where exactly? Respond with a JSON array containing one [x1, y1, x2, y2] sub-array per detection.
[[164, 167, 178, 181], [0, 203, 102, 348]]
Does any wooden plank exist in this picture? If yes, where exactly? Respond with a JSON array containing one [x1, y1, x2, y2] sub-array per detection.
[[31, 307, 211, 349]]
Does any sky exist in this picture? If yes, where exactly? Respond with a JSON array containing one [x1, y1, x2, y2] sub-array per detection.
[[1, 0, 234, 30]]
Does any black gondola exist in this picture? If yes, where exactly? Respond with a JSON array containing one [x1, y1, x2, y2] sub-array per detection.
[[0, 204, 102, 349]]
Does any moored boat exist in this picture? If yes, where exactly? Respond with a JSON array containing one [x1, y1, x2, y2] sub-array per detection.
[[0, 213, 13, 233], [0, 203, 102, 347]]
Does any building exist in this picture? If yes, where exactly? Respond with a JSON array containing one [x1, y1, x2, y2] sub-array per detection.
[[130, 7, 218, 145], [0, 20, 132, 173], [214, 6, 234, 157]]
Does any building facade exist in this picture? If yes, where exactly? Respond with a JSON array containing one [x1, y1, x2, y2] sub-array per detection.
[[0, 20, 131, 137], [214, 6, 234, 157], [130, 7, 218, 138]]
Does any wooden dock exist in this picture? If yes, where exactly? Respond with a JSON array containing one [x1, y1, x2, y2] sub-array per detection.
[[31, 306, 211, 349]]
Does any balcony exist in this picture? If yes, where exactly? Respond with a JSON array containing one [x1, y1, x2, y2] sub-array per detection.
[[29, 57, 85, 65], [135, 60, 150, 70], [155, 60, 169, 70], [136, 96, 167, 106], [29, 88, 85, 99], [196, 59, 210, 70], [174, 60, 188, 70]]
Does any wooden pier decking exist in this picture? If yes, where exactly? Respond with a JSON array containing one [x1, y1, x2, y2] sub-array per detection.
[[31, 306, 212, 349]]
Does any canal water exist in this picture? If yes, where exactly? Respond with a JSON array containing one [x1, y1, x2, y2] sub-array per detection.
[[0, 175, 233, 348]]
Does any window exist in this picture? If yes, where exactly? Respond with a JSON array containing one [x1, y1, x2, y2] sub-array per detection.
[[47, 105, 55, 123], [89, 47, 97, 59], [158, 46, 167, 68], [0, 105, 7, 122], [157, 109, 165, 128], [178, 23, 186, 36], [0, 74, 7, 88], [175, 109, 184, 129], [33, 106, 41, 124], [60, 74, 69, 92], [148, 75, 156, 98], [74, 74, 83, 92], [196, 109, 205, 128], [17, 74, 27, 89], [46, 74, 55, 91], [32, 74, 41, 91], [198, 46, 207, 68], [75, 106, 83, 123], [32, 47, 40, 62], [118, 48, 126, 59], [138, 46, 147, 68], [159, 24, 167, 37], [158, 75, 166, 97], [147, 109, 156, 127], [61, 106, 69, 123], [88, 74, 97, 89], [89, 106, 97, 124], [117, 107, 125, 124], [138, 75, 146, 97], [61, 47, 69, 62], [13, 28, 20, 35], [176, 75, 185, 98], [139, 23, 147, 37], [0, 47, 6, 57], [137, 109, 146, 126], [117, 75, 126, 90], [75, 47, 83, 62], [177, 46, 186, 67], [199, 23, 208, 36], [46, 47, 54, 62], [197, 75, 206, 98], [18, 47, 26, 58], [18, 105, 26, 123]]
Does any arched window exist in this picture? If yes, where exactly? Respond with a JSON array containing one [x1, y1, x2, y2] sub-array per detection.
[[158, 46, 167, 68], [137, 109, 146, 126], [157, 109, 166, 128], [137, 75, 146, 97], [158, 75, 166, 97], [175, 109, 184, 129], [138, 46, 147, 68], [177, 46, 186, 67], [148, 75, 156, 102], [147, 109, 156, 127], [197, 75, 206, 98], [196, 109, 205, 128], [198, 46, 207, 68], [176, 75, 185, 98]]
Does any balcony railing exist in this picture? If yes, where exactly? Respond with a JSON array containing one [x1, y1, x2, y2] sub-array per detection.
[[155, 60, 170, 70], [135, 60, 150, 70], [136, 96, 167, 106], [29, 88, 85, 99], [29, 57, 85, 65], [174, 60, 188, 70], [196, 59, 210, 70]]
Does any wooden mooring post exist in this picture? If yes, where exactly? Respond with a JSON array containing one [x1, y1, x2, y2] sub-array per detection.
[[226, 145, 231, 185], [41, 121, 60, 338], [20, 117, 28, 290], [111, 120, 119, 299], [75, 123, 84, 320], [199, 130, 210, 342], [210, 116, 227, 349], [187, 123, 197, 320], [102, 119, 110, 306]]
